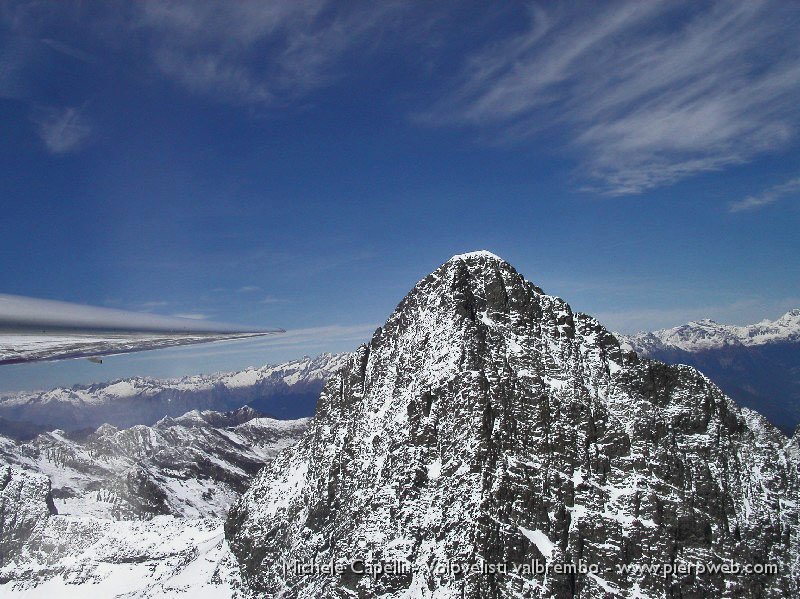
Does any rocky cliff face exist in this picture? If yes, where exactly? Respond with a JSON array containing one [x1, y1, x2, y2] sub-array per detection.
[[0, 465, 55, 567], [227, 251, 800, 598]]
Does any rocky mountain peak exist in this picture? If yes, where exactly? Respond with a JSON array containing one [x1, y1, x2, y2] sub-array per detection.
[[448, 249, 506, 262], [778, 308, 800, 323], [360, 251, 622, 423], [227, 252, 798, 598]]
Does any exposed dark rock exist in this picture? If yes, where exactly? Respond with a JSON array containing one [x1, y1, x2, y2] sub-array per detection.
[[0, 465, 55, 567]]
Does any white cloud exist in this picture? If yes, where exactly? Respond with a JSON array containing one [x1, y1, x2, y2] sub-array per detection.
[[33, 106, 92, 154], [729, 176, 800, 212], [135, 0, 406, 106], [237, 286, 260, 293], [171, 313, 208, 320], [2, 1, 411, 110], [423, 1, 800, 195], [139, 300, 170, 310]]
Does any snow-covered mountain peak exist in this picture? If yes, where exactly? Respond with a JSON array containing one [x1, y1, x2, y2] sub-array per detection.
[[777, 307, 800, 324], [2, 253, 799, 597], [621, 308, 800, 355], [226, 253, 800, 597], [448, 249, 506, 263], [1, 405, 310, 522], [0, 403, 311, 597], [95, 423, 118, 436]]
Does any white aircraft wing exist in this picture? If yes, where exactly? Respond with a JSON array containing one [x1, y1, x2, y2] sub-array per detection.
[[0, 294, 282, 365]]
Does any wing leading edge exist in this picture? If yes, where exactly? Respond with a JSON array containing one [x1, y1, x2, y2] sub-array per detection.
[[0, 294, 283, 365]]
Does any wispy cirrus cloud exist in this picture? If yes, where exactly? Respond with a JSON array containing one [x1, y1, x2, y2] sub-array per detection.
[[39, 37, 96, 64], [729, 176, 800, 212], [134, 0, 407, 106], [1, 0, 412, 155], [422, 1, 800, 195], [32, 105, 92, 154], [171, 312, 208, 320], [139, 300, 170, 309]]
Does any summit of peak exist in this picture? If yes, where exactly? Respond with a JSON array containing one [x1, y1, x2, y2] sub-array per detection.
[[448, 250, 505, 263], [689, 319, 720, 326]]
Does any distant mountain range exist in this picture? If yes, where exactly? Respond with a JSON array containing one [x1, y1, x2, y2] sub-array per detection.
[[0, 352, 348, 436], [3, 309, 797, 439], [619, 309, 800, 433], [0, 356, 346, 596], [620, 309, 800, 353]]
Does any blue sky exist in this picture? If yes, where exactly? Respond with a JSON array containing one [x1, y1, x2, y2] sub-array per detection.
[[1, 1, 799, 391]]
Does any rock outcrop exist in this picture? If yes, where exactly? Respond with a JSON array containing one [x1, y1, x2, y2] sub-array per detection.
[[0, 465, 55, 567]]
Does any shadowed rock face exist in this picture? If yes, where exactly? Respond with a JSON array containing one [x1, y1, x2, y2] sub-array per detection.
[[227, 252, 800, 598], [0, 465, 55, 568]]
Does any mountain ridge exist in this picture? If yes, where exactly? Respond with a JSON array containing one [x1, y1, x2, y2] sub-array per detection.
[[0, 404, 312, 596], [0, 352, 349, 433], [0, 405, 309, 521], [619, 309, 800, 354]]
